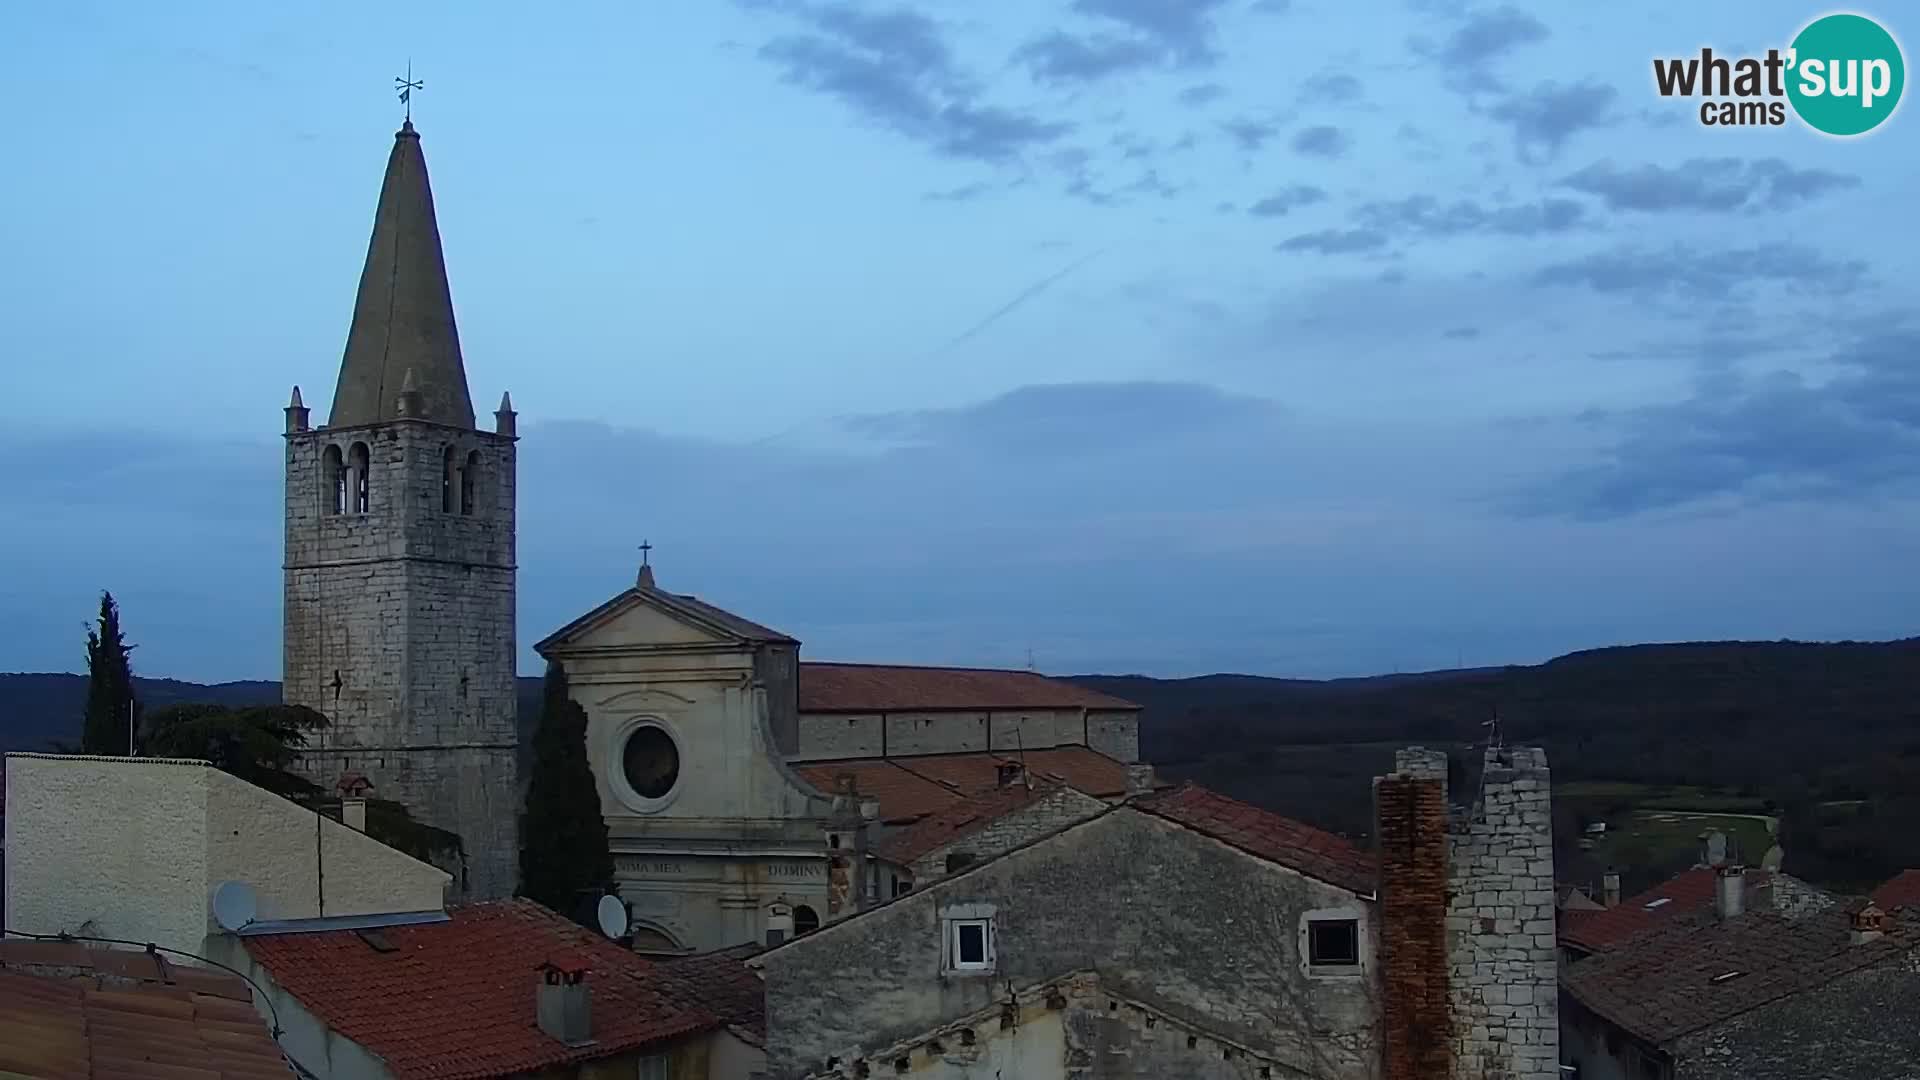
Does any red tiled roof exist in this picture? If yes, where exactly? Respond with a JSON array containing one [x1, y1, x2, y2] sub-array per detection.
[[0, 940, 292, 1079], [1560, 907, 1920, 1046], [1136, 783, 1377, 896], [659, 944, 766, 1046], [871, 781, 1061, 866], [1561, 868, 1775, 953], [1871, 869, 1920, 912], [798, 663, 1140, 712], [796, 747, 1133, 822], [242, 899, 717, 1080]]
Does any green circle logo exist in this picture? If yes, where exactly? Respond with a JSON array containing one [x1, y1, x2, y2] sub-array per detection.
[[1787, 13, 1905, 136]]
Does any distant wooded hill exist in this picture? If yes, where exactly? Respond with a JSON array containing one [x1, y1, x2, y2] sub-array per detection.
[[6, 638, 1917, 889]]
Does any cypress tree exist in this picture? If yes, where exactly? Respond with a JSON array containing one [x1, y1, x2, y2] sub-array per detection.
[[518, 660, 615, 914], [80, 591, 138, 755]]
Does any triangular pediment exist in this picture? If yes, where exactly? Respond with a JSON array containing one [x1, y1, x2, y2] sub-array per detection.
[[536, 586, 794, 656]]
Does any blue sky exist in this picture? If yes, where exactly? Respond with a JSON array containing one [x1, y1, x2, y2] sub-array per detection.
[[3, 0, 1916, 681]]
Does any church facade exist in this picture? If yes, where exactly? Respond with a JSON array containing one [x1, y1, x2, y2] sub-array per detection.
[[280, 120, 521, 901]]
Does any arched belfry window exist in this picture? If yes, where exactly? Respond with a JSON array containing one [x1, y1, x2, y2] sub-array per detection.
[[349, 442, 371, 514], [441, 446, 457, 512], [461, 450, 481, 515], [323, 445, 345, 515]]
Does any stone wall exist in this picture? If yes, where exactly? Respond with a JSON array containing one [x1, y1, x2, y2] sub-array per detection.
[[1084, 712, 1139, 765], [759, 809, 1379, 1080], [283, 417, 520, 901], [1445, 746, 1558, 1080], [905, 786, 1109, 882]]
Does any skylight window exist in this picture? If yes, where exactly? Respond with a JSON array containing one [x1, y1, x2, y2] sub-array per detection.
[[1710, 970, 1746, 984], [1644, 897, 1673, 910]]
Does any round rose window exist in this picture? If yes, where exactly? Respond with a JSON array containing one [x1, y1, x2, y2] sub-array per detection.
[[621, 725, 680, 800]]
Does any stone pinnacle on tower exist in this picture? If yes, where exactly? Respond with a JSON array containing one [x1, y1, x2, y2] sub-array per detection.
[[328, 120, 476, 429]]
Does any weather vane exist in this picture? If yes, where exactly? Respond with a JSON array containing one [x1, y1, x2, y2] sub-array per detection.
[[395, 60, 423, 123]]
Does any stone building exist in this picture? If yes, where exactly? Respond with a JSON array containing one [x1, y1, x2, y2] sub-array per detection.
[[533, 567, 1148, 955], [280, 120, 520, 900], [751, 745, 1561, 1080], [1560, 896, 1920, 1079]]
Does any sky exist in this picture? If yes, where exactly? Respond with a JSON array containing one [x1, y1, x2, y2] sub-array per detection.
[[2, 0, 1916, 682]]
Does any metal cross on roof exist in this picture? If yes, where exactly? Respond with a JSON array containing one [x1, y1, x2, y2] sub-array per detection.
[[638, 540, 652, 567], [395, 61, 423, 122]]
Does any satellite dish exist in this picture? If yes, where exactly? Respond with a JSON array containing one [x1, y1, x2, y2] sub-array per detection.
[[211, 881, 258, 933], [596, 894, 630, 939]]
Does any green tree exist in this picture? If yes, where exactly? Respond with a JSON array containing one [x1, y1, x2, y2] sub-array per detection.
[[519, 660, 614, 914], [80, 591, 138, 755], [138, 702, 330, 798]]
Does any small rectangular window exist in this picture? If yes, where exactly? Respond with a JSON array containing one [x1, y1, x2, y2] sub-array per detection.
[[1308, 919, 1359, 966], [638, 1054, 669, 1080], [946, 917, 993, 972]]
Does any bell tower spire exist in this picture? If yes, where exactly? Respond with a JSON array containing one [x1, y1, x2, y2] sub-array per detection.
[[328, 118, 476, 429]]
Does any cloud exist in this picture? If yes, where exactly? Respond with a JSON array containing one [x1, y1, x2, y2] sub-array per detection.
[[1533, 242, 1869, 302], [924, 181, 995, 202], [1487, 80, 1617, 162], [1291, 125, 1350, 157], [1522, 327, 1920, 518], [756, 4, 1069, 162], [1247, 185, 1329, 217], [845, 380, 1278, 453], [1298, 71, 1364, 105], [1442, 326, 1481, 340], [1178, 82, 1227, 107], [1559, 158, 1862, 213], [1071, 0, 1230, 63], [1016, 32, 1165, 83], [1354, 194, 1589, 236], [1223, 117, 1283, 150], [1411, 4, 1551, 92], [1276, 228, 1390, 254]]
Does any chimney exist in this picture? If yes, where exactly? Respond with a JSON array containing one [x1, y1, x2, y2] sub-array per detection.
[[1373, 747, 1452, 1080], [1850, 902, 1889, 946], [1125, 763, 1156, 797], [996, 761, 1025, 788], [1602, 872, 1621, 908], [341, 797, 367, 833], [1714, 865, 1746, 920], [285, 386, 310, 433], [535, 959, 593, 1046], [1701, 830, 1729, 868], [766, 902, 794, 947]]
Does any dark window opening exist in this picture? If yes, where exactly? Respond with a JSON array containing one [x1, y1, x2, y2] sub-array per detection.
[[349, 442, 371, 513], [621, 725, 680, 799], [1308, 919, 1359, 966], [460, 450, 480, 514], [956, 921, 987, 965], [441, 446, 456, 512], [945, 851, 977, 874], [324, 445, 346, 515], [793, 904, 820, 935]]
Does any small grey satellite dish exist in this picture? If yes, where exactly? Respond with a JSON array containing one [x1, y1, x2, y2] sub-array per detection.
[[596, 894, 630, 939], [211, 880, 258, 933]]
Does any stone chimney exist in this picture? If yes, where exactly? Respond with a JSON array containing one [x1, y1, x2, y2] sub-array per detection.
[[1124, 763, 1156, 797], [996, 761, 1025, 789], [341, 798, 367, 833], [766, 901, 794, 947], [1850, 902, 1889, 946], [1602, 872, 1621, 908], [535, 958, 593, 1046], [1377, 745, 1560, 1080], [1714, 865, 1746, 920]]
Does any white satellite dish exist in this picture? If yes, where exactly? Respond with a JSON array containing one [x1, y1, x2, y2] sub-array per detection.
[[211, 880, 258, 933], [596, 894, 630, 939]]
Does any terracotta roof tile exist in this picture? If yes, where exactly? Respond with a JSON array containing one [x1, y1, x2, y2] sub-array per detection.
[[242, 899, 717, 1080], [658, 944, 765, 1045], [871, 781, 1061, 866], [1560, 867, 1777, 953], [1871, 868, 1920, 912], [1135, 783, 1377, 896], [0, 942, 290, 1079], [796, 748, 1133, 822], [1560, 907, 1920, 1045], [798, 663, 1140, 712]]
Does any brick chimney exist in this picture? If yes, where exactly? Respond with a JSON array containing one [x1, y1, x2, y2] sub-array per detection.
[[535, 958, 593, 1046], [1601, 872, 1621, 908], [1374, 748, 1451, 1080], [1850, 902, 1889, 946]]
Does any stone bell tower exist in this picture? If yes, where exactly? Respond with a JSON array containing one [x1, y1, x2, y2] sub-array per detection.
[[281, 119, 520, 900]]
